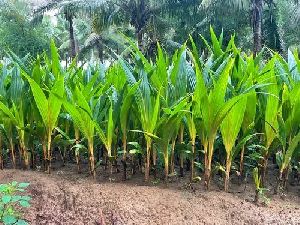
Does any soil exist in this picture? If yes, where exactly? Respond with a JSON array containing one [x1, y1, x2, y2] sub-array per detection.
[[0, 165, 300, 225]]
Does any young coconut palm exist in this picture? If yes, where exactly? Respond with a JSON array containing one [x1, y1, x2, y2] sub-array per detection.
[[257, 59, 279, 186], [0, 102, 30, 169], [192, 54, 248, 189], [275, 82, 300, 192], [63, 86, 98, 178], [120, 82, 141, 180], [156, 97, 189, 180], [220, 97, 247, 191], [22, 41, 65, 173], [121, 57, 161, 182]]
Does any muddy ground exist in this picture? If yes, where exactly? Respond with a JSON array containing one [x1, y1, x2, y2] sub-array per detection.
[[0, 165, 300, 225]]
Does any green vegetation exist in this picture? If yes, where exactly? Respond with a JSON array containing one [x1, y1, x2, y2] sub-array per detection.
[[0, 0, 299, 60], [0, 27, 300, 198], [0, 182, 31, 225], [0, 0, 300, 210]]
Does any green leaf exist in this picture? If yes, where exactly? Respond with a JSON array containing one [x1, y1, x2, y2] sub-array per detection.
[[63, 99, 94, 141], [48, 75, 64, 130], [22, 74, 48, 128], [107, 102, 114, 156], [50, 39, 61, 77], [2, 195, 11, 204], [2, 215, 17, 224], [16, 220, 28, 225], [129, 149, 142, 155], [11, 196, 22, 202], [130, 130, 159, 139], [71, 144, 87, 150], [0, 102, 18, 125], [19, 200, 30, 208], [120, 81, 141, 135], [210, 26, 223, 57], [18, 183, 30, 188], [282, 132, 300, 171], [221, 97, 247, 155], [150, 89, 161, 132], [264, 62, 279, 149], [21, 196, 31, 201]]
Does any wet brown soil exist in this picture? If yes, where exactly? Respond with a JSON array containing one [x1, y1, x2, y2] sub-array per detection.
[[1, 165, 300, 225]]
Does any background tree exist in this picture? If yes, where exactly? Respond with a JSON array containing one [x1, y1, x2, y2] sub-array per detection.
[[0, 0, 51, 58]]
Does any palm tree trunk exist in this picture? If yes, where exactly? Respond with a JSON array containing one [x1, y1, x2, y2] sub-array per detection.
[[68, 15, 77, 60], [252, 0, 263, 55], [136, 30, 144, 52], [97, 41, 104, 63], [135, 0, 146, 52]]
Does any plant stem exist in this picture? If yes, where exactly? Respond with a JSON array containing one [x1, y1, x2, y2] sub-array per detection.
[[122, 135, 127, 181], [205, 138, 214, 190], [239, 145, 245, 178], [224, 154, 232, 192], [9, 137, 16, 169], [47, 131, 52, 174], [42, 139, 47, 171], [260, 154, 268, 187], [275, 170, 283, 194], [0, 134, 3, 170], [170, 138, 176, 174], [23, 146, 29, 170], [88, 139, 96, 179], [145, 140, 151, 182], [164, 144, 169, 181], [75, 128, 81, 173], [179, 125, 184, 177], [152, 145, 157, 179], [190, 141, 195, 182]]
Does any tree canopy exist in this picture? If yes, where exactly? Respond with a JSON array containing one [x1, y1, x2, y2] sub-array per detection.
[[0, 0, 299, 60]]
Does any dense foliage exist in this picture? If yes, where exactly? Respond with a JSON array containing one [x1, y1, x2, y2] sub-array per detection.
[[0, 0, 299, 61], [0, 182, 31, 225], [1, 29, 300, 203]]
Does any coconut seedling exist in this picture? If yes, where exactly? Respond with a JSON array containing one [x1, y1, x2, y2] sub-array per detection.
[[120, 55, 160, 182], [275, 82, 300, 192], [0, 102, 30, 169], [22, 41, 65, 173], [221, 97, 247, 191], [119, 82, 141, 180], [63, 86, 99, 178], [156, 97, 189, 180], [256, 59, 279, 186]]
